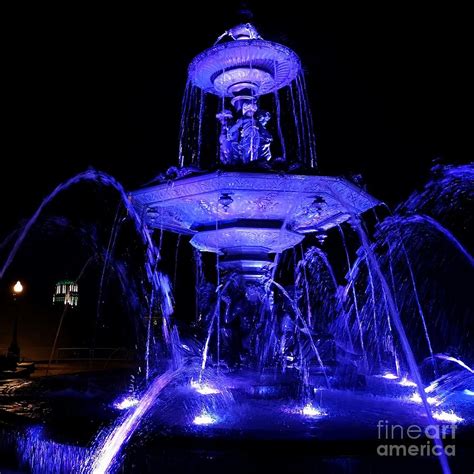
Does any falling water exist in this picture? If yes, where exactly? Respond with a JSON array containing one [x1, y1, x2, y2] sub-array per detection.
[[274, 90, 286, 160], [95, 204, 124, 342], [394, 214, 473, 266], [352, 219, 451, 474], [83, 369, 181, 474], [199, 277, 235, 380], [178, 80, 192, 168], [375, 207, 437, 374], [0, 170, 176, 367], [267, 278, 330, 388], [296, 73, 317, 168], [295, 245, 313, 325], [17, 427, 87, 474], [288, 82, 303, 162], [338, 225, 368, 367]]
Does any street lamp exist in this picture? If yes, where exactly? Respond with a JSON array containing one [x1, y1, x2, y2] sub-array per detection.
[[13, 281, 23, 295], [8, 280, 24, 362]]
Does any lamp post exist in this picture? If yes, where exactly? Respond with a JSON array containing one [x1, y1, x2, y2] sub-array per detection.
[[8, 280, 23, 362]]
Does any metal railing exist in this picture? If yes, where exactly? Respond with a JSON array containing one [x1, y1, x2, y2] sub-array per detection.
[[54, 347, 134, 362]]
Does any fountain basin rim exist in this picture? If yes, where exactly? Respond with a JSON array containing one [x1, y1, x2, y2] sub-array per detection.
[[133, 171, 378, 197], [188, 39, 301, 96], [190, 227, 304, 254], [131, 171, 380, 240]]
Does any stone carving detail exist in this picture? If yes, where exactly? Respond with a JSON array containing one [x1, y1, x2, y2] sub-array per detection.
[[190, 228, 304, 254], [131, 172, 379, 256], [217, 108, 273, 165]]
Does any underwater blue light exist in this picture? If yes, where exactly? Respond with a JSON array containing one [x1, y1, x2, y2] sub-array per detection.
[[398, 377, 417, 387], [408, 392, 441, 406], [301, 403, 326, 417], [191, 380, 221, 395], [113, 396, 139, 410], [193, 410, 218, 426], [381, 372, 398, 380], [432, 410, 464, 423]]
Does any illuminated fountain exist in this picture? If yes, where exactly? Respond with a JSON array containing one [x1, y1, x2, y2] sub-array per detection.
[[0, 21, 472, 474], [132, 23, 378, 282]]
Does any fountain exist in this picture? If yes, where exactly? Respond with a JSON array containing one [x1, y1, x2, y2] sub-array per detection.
[[132, 23, 378, 281], [0, 20, 473, 474]]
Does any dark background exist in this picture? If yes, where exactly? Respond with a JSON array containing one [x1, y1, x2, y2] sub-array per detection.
[[0, 1, 471, 356], [2, 2, 471, 223]]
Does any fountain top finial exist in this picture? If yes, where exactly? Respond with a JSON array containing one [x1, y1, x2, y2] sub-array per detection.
[[188, 24, 301, 97], [216, 23, 262, 43]]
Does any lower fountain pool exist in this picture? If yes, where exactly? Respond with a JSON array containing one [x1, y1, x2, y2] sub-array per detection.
[[0, 365, 473, 473]]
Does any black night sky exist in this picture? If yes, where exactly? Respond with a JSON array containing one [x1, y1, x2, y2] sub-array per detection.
[[2, 3, 471, 219], [0, 2, 471, 350]]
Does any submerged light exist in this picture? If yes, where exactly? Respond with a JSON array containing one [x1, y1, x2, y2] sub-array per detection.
[[432, 410, 464, 423], [381, 372, 398, 380], [398, 377, 417, 387], [190, 380, 221, 395], [409, 392, 441, 406], [113, 396, 139, 411], [425, 381, 439, 393], [301, 403, 327, 418], [193, 410, 218, 426]]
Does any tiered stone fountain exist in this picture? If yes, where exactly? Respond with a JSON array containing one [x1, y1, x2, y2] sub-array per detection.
[[132, 23, 378, 280]]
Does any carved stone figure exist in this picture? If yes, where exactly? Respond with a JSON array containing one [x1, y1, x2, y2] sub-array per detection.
[[217, 106, 273, 165]]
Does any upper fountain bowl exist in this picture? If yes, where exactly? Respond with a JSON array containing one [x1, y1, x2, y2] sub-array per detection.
[[188, 39, 301, 97]]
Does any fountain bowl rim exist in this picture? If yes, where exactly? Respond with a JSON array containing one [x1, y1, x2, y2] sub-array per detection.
[[187, 39, 302, 97]]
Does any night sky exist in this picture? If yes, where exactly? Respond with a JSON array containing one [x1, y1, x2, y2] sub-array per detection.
[[2, 2, 471, 223], [0, 2, 471, 338]]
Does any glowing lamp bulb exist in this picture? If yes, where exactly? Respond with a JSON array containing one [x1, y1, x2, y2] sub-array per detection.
[[13, 281, 23, 294]]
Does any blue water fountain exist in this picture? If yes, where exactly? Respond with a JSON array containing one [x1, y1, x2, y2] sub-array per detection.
[[132, 23, 378, 281], [0, 22, 472, 474]]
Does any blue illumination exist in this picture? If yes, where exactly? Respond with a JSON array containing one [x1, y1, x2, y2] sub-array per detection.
[[408, 392, 441, 406], [16, 427, 88, 474], [398, 377, 418, 387], [432, 410, 464, 423], [193, 410, 219, 426], [191, 380, 221, 395], [0, 14, 472, 474], [381, 372, 398, 380], [301, 403, 327, 418], [113, 396, 139, 410]]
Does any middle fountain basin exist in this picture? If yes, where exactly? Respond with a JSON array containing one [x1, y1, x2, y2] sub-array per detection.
[[132, 171, 379, 277]]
